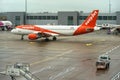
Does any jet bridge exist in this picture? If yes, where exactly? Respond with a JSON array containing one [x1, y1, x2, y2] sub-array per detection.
[[0, 63, 40, 80]]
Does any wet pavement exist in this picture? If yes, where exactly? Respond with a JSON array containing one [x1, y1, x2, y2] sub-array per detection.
[[0, 30, 120, 80]]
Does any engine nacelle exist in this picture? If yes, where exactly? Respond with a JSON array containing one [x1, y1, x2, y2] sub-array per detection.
[[28, 33, 38, 40]]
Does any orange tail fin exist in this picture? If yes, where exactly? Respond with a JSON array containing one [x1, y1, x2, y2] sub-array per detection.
[[81, 10, 99, 27], [73, 10, 99, 35]]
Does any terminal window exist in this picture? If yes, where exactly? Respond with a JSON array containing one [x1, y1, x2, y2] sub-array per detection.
[[68, 16, 73, 25], [15, 16, 20, 20], [112, 16, 117, 20], [79, 16, 117, 20], [103, 16, 107, 20], [79, 16, 88, 20], [98, 16, 116, 20], [27, 16, 58, 20]]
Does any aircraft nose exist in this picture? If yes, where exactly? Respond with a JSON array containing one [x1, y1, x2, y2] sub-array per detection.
[[11, 29, 14, 33], [11, 29, 17, 33]]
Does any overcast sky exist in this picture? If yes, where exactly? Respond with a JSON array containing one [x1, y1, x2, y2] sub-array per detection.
[[0, 0, 120, 13]]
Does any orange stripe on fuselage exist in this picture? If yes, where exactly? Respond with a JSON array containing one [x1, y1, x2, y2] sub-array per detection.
[[16, 25, 60, 34]]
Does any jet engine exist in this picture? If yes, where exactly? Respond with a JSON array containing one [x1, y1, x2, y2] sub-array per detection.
[[28, 33, 43, 40], [28, 33, 38, 40]]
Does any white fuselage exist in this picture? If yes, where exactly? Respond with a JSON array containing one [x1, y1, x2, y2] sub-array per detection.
[[11, 25, 100, 36], [11, 25, 78, 36]]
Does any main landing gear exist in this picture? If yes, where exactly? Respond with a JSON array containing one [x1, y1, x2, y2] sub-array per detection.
[[53, 36, 57, 41], [45, 37, 49, 41], [20, 35, 57, 41], [21, 35, 24, 40], [45, 36, 57, 41]]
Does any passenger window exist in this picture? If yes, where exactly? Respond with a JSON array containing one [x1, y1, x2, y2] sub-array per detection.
[[70, 27, 74, 30]]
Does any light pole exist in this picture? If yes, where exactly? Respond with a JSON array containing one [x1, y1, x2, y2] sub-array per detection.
[[109, 0, 111, 13], [25, 0, 27, 13], [24, 0, 27, 24]]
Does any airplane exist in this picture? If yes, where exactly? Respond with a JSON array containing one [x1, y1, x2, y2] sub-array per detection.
[[11, 10, 100, 41], [0, 21, 12, 31], [102, 23, 120, 35], [101, 23, 120, 29]]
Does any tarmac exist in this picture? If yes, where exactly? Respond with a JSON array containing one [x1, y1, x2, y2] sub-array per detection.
[[0, 30, 120, 80]]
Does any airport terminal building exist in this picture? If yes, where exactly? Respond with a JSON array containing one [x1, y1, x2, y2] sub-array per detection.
[[0, 11, 120, 27]]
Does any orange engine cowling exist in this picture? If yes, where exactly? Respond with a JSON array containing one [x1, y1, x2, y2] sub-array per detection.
[[28, 33, 38, 40]]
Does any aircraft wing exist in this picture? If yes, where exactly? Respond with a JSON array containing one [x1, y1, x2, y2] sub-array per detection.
[[110, 26, 120, 33], [43, 32, 59, 36], [33, 31, 59, 37]]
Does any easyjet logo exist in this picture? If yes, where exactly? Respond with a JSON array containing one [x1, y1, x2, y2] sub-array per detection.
[[22, 27, 34, 30], [85, 11, 97, 26]]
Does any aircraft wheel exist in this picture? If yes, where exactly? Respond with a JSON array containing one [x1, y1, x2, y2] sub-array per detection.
[[53, 36, 57, 41], [21, 35, 24, 40], [45, 38, 49, 41]]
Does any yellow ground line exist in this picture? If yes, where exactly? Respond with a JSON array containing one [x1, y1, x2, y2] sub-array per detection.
[[85, 39, 106, 46], [30, 50, 73, 66], [86, 43, 92, 46]]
